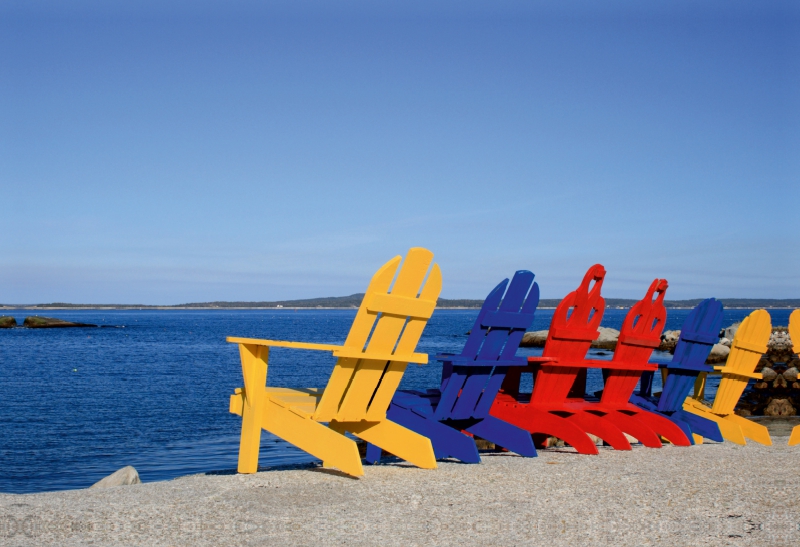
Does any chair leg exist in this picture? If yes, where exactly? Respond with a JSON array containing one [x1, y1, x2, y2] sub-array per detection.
[[790, 425, 800, 446], [682, 404, 746, 445], [673, 409, 723, 442], [630, 409, 692, 446], [364, 443, 383, 464], [724, 414, 772, 446], [390, 406, 480, 462], [465, 415, 537, 457], [566, 411, 632, 451], [491, 406, 599, 455], [601, 411, 663, 448], [262, 401, 364, 476], [342, 419, 438, 470]]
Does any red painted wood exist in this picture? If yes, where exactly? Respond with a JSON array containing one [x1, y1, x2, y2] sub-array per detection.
[[491, 268, 692, 452]]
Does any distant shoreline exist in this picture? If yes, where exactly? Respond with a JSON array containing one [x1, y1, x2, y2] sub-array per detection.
[[2, 294, 797, 311], [1, 306, 797, 311]]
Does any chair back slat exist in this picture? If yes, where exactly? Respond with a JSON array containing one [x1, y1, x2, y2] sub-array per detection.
[[436, 270, 539, 420], [600, 279, 667, 405], [530, 265, 606, 404], [336, 248, 440, 421], [657, 298, 723, 412], [314, 248, 441, 422], [711, 309, 770, 415]]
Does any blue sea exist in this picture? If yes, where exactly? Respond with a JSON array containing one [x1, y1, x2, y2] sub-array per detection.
[[0, 308, 792, 494]]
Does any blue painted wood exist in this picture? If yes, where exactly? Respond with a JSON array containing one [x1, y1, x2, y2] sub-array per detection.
[[365, 270, 540, 464], [630, 298, 724, 442]]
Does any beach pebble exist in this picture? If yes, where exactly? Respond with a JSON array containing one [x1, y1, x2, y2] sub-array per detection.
[[784, 367, 799, 382], [90, 466, 141, 489]]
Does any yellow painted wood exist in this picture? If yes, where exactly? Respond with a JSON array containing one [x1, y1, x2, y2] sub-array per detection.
[[336, 248, 434, 422], [313, 255, 401, 421], [237, 344, 268, 474], [224, 337, 427, 364], [366, 293, 437, 319], [262, 400, 364, 476], [682, 310, 772, 445], [789, 426, 800, 446], [682, 398, 747, 444], [226, 248, 441, 476], [724, 414, 771, 446], [334, 419, 438, 470], [692, 433, 704, 445], [693, 372, 707, 400], [711, 310, 770, 415], [226, 337, 343, 352]]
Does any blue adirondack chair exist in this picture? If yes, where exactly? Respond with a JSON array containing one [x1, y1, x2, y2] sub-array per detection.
[[630, 298, 724, 443], [365, 270, 540, 464]]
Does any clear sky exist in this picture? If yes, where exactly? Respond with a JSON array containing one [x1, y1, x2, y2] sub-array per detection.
[[1, 1, 798, 304]]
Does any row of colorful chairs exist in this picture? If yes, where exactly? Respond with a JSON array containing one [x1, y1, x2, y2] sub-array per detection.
[[227, 248, 800, 477]]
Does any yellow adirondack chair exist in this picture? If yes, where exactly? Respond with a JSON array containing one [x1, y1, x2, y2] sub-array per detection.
[[788, 310, 800, 446], [227, 247, 442, 476], [682, 309, 772, 446]]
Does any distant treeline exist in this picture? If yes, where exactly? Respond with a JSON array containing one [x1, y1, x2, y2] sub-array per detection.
[[5, 295, 800, 309]]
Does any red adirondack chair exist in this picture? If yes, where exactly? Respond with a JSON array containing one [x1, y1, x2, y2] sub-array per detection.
[[562, 278, 692, 449], [491, 265, 691, 454]]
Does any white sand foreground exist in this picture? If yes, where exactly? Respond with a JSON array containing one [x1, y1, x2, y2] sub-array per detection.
[[2, 440, 797, 547]]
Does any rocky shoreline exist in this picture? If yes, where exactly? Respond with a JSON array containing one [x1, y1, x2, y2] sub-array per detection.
[[0, 316, 98, 328]]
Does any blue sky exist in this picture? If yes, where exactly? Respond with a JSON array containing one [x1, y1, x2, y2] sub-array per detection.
[[1, 1, 798, 304]]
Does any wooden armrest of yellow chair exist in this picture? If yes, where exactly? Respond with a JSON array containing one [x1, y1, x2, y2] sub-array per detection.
[[226, 336, 428, 364], [712, 366, 762, 380]]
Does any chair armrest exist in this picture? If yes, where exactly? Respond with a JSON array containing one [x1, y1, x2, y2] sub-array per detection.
[[226, 337, 343, 352], [539, 358, 658, 371], [713, 366, 762, 380], [226, 336, 428, 364]]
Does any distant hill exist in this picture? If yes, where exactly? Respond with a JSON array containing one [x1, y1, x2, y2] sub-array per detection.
[[5, 295, 799, 309]]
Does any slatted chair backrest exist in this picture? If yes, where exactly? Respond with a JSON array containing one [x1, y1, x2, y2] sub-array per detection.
[[528, 264, 607, 404], [313, 247, 442, 423], [599, 279, 667, 405], [710, 309, 770, 415], [434, 271, 539, 421], [656, 298, 724, 412], [790, 310, 800, 357]]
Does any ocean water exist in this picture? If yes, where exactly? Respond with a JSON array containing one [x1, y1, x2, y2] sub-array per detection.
[[0, 307, 792, 494]]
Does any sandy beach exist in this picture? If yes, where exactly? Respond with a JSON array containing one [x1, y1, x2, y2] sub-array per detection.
[[2, 439, 796, 547]]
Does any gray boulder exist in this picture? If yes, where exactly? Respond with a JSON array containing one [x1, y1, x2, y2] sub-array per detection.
[[520, 330, 548, 347], [90, 466, 141, 489], [721, 322, 740, 342], [706, 343, 731, 364], [520, 327, 620, 349], [659, 330, 681, 353], [592, 327, 620, 350]]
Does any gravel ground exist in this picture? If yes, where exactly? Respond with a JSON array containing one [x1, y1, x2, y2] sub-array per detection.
[[2, 439, 797, 547]]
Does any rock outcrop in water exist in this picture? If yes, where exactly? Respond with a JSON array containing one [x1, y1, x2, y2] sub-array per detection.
[[0, 316, 17, 328], [23, 316, 98, 328], [520, 327, 620, 349]]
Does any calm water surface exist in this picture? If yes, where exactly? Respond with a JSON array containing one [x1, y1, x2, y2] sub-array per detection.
[[0, 308, 792, 493]]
